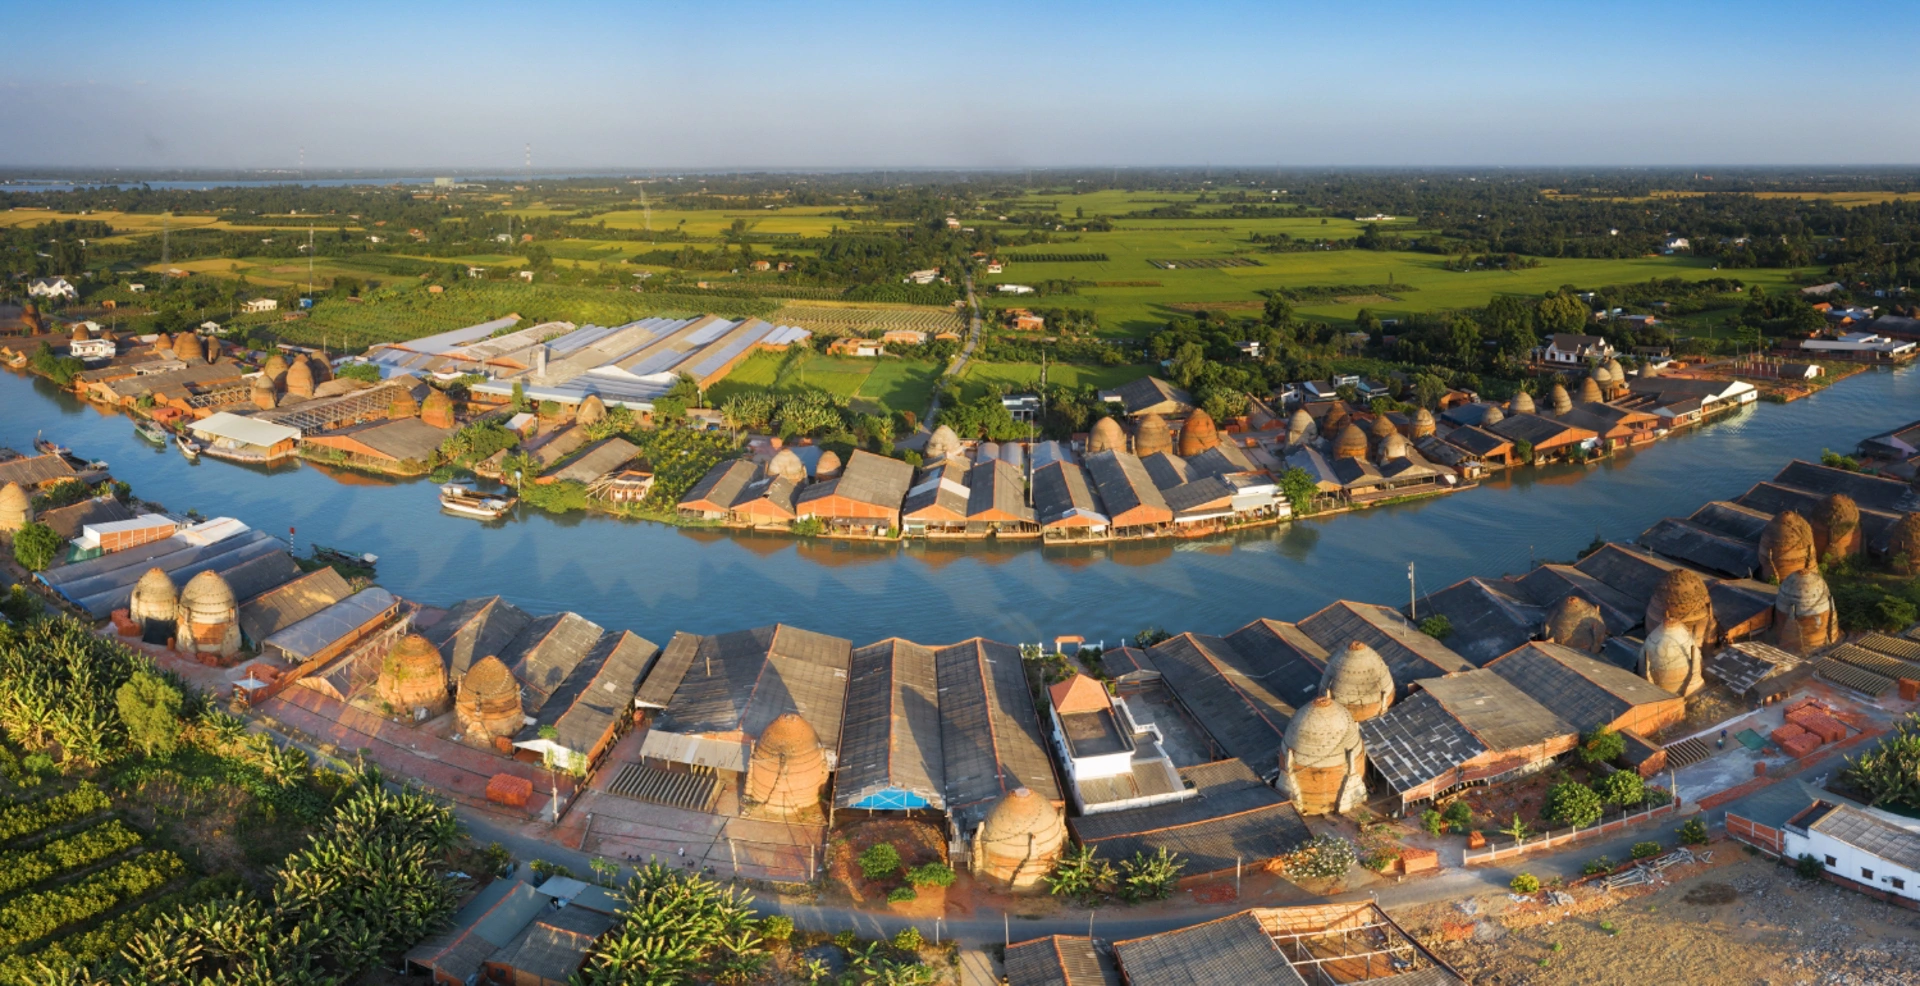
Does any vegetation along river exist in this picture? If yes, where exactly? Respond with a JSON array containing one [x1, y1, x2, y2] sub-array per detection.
[[4, 366, 1915, 647]]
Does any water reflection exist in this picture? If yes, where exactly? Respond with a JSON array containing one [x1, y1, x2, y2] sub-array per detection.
[[3, 367, 1914, 647]]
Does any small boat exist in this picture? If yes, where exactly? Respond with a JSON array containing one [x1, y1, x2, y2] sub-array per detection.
[[311, 544, 379, 570], [33, 433, 70, 457], [177, 436, 203, 461], [439, 483, 515, 520], [135, 421, 168, 446]]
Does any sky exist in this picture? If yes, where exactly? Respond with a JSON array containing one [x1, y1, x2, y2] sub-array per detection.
[[5, 0, 1917, 171]]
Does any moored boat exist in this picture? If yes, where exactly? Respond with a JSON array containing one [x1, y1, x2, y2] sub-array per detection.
[[177, 436, 203, 461], [439, 483, 515, 520], [33, 433, 69, 457], [135, 421, 168, 446]]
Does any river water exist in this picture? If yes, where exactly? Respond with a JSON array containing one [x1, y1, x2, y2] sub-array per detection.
[[4, 368, 1915, 648]]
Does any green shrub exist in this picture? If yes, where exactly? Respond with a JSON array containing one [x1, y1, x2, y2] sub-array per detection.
[[1442, 800, 1472, 834], [886, 885, 916, 903], [1630, 841, 1662, 860], [1510, 873, 1541, 894], [1579, 727, 1626, 764], [759, 915, 794, 944], [858, 843, 902, 882], [1581, 856, 1614, 876], [1795, 853, 1826, 879], [1421, 808, 1446, 837], [1544, 781, 1605, 828], [10, 522, 63, 572], [905, 862, 954, 888], [1417, 615, 1453, 640], [892, 926, 923, 951], [1594, 770, 1644, 807], [1678, 817, 1709, 846], [833, 930, 858, 948]]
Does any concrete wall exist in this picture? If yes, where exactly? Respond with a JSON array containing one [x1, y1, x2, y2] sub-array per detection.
[[1786, 828, 1920, 905]]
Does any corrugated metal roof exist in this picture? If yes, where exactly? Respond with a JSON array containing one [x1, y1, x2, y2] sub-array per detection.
[[837, 640, 945, 809], [1810, 803, 1920, 872], [1637, 517, 1759, 578], [238, 566, 353, 645], [424, 596, 534, 682], [1071, 760, 1310, 876], [187, 411, 302, 449], [1005, 936, 1122, 986], [1296, 600, 1472, 692], [937, 638, 1062, 826], [1032, 461, 1107, 527], [966, 459, 1034, 522], [1417, 578, 1545, 667], [1147, 634, 1294, 774], [525, 630, 659, 755], [639, 626, 852, 760], [1485, 642, 1676, 735], [1418, 669, 1575, 752], [263, 587, 398, 661], [1358, 691, 1487, 794]]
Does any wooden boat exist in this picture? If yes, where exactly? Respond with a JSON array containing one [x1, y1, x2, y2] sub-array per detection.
[[177, 435, 203, 461], [310, 544, 378, 570], [439, 483, 515, 520], [33, 433, 69, 457], [135, 421, 168, 446]]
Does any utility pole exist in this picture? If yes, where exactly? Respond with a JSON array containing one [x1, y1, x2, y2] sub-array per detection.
[[307, 225, 315, 300], [161, 214, 170, 266], [1407, 562, 1417, 619]]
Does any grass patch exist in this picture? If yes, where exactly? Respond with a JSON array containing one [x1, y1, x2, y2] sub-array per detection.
[[954, 362, 1152, 402]]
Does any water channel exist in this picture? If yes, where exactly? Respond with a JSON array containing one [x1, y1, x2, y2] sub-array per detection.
[[4, 367, 1915, 647]]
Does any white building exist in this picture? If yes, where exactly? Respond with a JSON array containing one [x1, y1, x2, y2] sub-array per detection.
[[28, 277, 77, 300], [241, 298, 279, 314], [128, 283, 146, 294], [1044, 674, 1191, 816], [69, 323, 116, 361], [905, 269, 940, 285], [996, 284, 1035, 295], [1536, 333, 1614, 366], [1784, 800, 1920, 904], [1802, 332, 1915, 358], [1663, 237, 1691, 254]]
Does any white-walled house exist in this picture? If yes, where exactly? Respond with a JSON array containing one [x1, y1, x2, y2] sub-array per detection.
[[1536, 333, 1614, 366], [1784, 800, 1920, 906], [1044, 674, 1191, 816], [29, 277, 77, 300], [241, 298, 279, 314]]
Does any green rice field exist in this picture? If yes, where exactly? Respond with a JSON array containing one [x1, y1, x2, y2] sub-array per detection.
[[953, 362, 1153, 402], [705, 351, 944, 415], [974, 190, 1818, 334]]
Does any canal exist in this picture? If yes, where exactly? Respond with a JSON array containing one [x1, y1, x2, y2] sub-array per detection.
[[4, 367, 1915, 647]]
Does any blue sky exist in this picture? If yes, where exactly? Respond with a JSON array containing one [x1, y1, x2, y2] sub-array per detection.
[[4, 0, 1916, 170]]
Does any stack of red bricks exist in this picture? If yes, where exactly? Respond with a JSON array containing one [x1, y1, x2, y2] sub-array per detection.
[[1770, 723, 1821, 759], [485, 773, 532, 807], [1399, 846, 1440, 875], [1788, 705, 1850, 744], [109, 609, 140, 637]]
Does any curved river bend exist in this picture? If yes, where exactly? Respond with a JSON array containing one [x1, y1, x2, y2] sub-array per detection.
[[4, 367, 1915, 646]]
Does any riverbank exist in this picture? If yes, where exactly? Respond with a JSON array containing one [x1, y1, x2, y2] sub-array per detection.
[[5, 364, 1915, 646]]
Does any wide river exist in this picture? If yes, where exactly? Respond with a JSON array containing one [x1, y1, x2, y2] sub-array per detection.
[[5, 368, 1915, 648]]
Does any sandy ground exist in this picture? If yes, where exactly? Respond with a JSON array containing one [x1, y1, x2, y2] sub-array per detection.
[[1399, 844, 1920, 986]]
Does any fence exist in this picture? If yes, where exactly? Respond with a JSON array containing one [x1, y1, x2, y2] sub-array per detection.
[[1462, 797, 1681, 867]]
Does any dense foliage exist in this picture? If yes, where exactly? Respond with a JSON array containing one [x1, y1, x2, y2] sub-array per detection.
[[1843, 713, 1920, 810], [574, 862, 766, 986]]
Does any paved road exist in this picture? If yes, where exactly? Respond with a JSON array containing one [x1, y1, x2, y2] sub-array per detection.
[[254, 695, 1864, 949], [912, 273, 982, 440]]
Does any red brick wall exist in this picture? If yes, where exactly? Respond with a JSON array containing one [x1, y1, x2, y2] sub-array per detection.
[[1725, 813, 1784, 856]]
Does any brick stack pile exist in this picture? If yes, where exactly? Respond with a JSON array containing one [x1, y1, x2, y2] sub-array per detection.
[[1770, 723, 1821, 759], [1769, 698, 1854, 759], [485, 773, 532, 808]]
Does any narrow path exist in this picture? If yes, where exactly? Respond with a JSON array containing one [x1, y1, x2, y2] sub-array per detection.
[[913, 273, 982, 439]]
